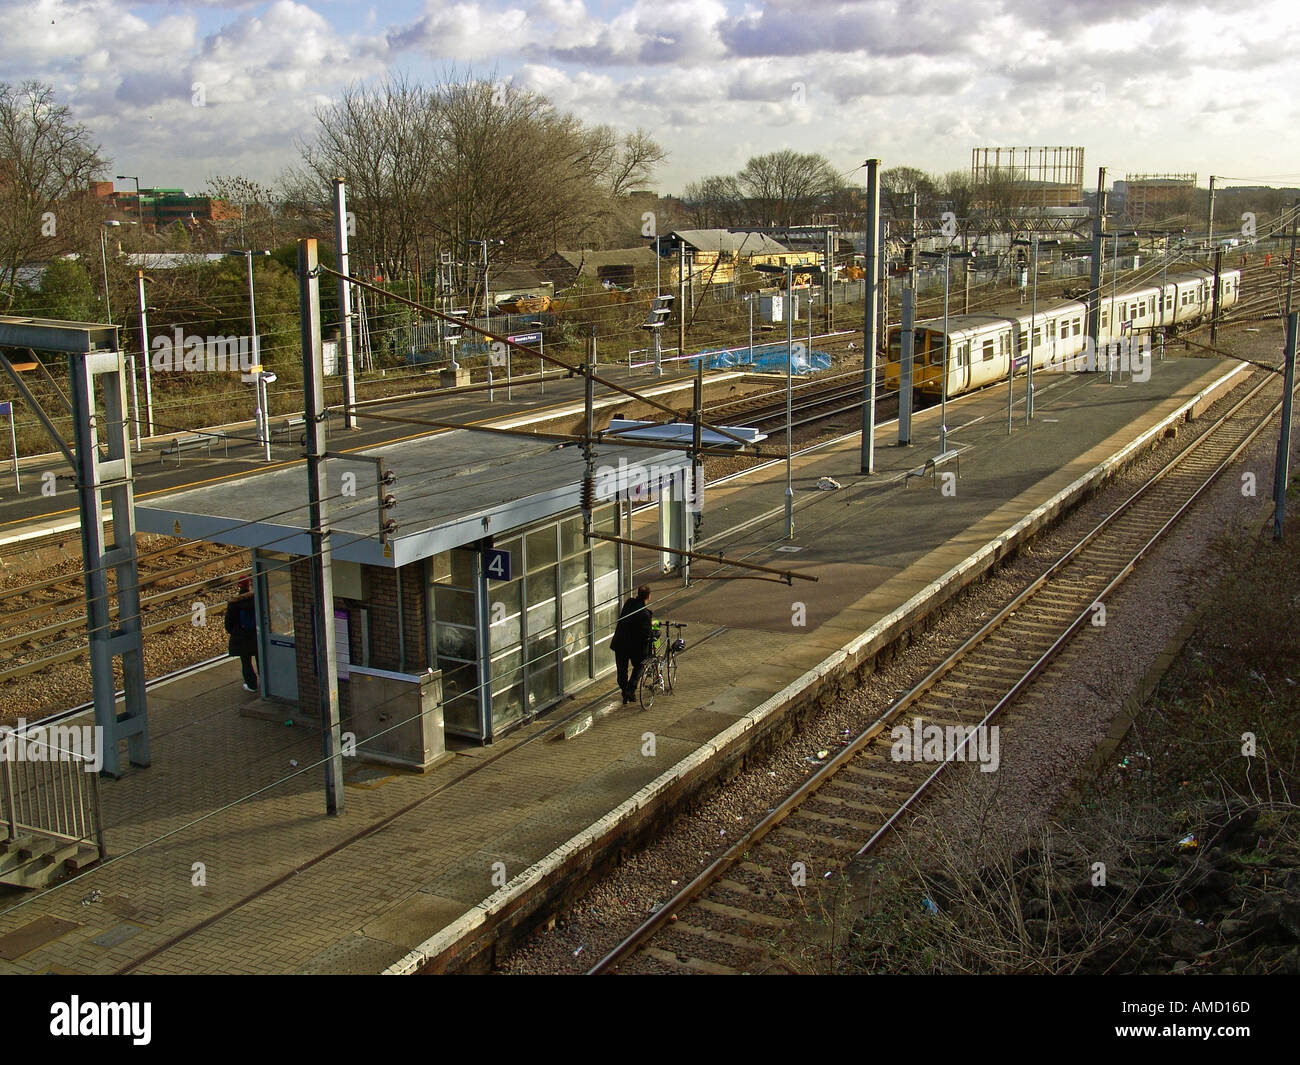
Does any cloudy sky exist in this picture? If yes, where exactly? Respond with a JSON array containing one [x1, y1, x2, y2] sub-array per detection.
[[5, 0, 1299, 197]]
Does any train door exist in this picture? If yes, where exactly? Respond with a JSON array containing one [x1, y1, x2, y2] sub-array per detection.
[[954, 338, 971, 393]]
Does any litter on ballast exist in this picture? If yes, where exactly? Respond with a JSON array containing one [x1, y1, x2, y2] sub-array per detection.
[[817, 476, 842, 491]]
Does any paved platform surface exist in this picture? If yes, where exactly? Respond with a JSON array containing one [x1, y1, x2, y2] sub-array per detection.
[[0, 356, 1243, 974]]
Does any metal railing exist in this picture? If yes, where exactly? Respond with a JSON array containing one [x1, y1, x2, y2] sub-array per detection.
[[1, 731, 105, 857]]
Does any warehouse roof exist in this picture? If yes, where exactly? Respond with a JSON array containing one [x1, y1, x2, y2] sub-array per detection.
[[670, 230, 795, 256]]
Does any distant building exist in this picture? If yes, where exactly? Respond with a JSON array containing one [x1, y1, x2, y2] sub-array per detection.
[[535, 247, 659, 293], [487, 265, 554, 307], [971, 146, 1085, 209], [102, 185, 240, 231], [656, 230, 814, 286], [1120, 173, 1197, 225]]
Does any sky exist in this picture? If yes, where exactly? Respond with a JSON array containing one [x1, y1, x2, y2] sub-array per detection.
[[3, 0, 1299, 198]]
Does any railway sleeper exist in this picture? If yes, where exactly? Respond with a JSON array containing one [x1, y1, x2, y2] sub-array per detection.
[[665, 920, 773, 956], [776, 825, 855, 851], [712, 880, 798, 918], [642, 945, 740, 975], [792, 809, 871, 831], [809, 795, 901, 824]]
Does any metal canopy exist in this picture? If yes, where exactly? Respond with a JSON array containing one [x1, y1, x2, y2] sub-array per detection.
[[0, 316, 119, 354], [135, 429, 691, 568], [605, 419, 767, 448]]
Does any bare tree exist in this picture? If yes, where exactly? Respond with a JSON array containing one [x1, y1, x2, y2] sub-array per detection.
[[291, 73, 666, 306], [737, 150, 841, 226], [881, 165, 942, 228], [603, 128, 667, 198], [0, 81, 108, 310], [681, 175, 748, 228], [204, 174, 286, 251], [288, 75, 442, 282]]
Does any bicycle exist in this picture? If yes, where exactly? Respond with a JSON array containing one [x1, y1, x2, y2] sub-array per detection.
[[638, 621, 687, 710]]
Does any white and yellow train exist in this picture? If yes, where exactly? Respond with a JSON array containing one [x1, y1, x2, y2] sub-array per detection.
[[884, 266, 1240, 399]]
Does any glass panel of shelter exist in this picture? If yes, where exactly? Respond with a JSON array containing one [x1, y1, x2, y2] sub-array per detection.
[[486, 506, 621, 736], [429, 547, 481, 738]]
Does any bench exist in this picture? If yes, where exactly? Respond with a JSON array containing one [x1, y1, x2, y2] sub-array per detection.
[[160, 432, 228, 466], [274, 413, 330, 445], [906, 449, 960, 487]]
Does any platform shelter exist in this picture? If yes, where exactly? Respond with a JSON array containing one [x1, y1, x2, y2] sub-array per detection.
[[135, 429, 696, 747]]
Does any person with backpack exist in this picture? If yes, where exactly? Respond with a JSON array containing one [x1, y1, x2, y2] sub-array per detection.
[[224, 577, 259, 692], [609, 584, 653, 704]]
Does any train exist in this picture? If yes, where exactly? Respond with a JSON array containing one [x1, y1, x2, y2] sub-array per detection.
[[883, 265, 1240, 400]]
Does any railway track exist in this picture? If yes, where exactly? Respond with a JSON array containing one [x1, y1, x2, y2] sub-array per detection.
[[588, 366, 1284, 975], [704, 369, 904, 437], [0, 540, 247, 685]]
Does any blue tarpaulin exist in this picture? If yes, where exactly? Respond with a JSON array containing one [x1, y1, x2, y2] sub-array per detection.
[[689, 341, 831, 375]]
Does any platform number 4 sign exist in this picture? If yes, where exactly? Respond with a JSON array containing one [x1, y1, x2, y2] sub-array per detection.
[[485, 548, 511, 581]]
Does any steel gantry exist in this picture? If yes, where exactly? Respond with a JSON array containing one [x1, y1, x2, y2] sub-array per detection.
[[0, 316, 150, 777]]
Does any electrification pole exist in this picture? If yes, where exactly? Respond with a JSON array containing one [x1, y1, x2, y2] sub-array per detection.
[[785, 264, 794, 540], [678, 241, 686, 359], [1087, 166, 1108, 350], [1207, 175, 1217, 252], [861, 158, 881, 474], [298, 238, 345, 815], [334, 179, 358, 430], [1273, 312, 1297, 539]]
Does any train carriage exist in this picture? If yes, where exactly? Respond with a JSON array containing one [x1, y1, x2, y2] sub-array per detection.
[[883, 266, 1239, 404]]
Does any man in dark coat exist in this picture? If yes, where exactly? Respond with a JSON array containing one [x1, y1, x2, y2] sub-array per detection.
[[224, 577, 259, 692], [609, 584, 653, 704]]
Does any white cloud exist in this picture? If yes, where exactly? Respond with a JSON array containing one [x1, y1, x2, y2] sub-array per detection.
[[3, 0, 1299, 196]]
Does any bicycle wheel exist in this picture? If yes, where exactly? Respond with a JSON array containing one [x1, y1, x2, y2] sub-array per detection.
[[638, 661, 657, 710], [665, 652, 678, 694]]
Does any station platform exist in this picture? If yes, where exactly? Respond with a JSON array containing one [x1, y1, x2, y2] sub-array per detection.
[[0, 355, 1246, 974]]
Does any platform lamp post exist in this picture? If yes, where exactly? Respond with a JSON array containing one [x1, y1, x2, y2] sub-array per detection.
[[785, 264, 795, 540], [645, 233, 662, 298], [919, 247, 974, 453], [1011, 237, 1059, 422], [100, 219, 146, 448], [467, 238, 504, 316], [228, 250, 271, 451], [116, 175, 144, 255], [255, 370, 277, 462], [807, 282, 814, 360], [98, 220, 120, 320], [1108, 229, 1139, 381], [744, 292, 755, 363], [1158, 229, 1185, 358]]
